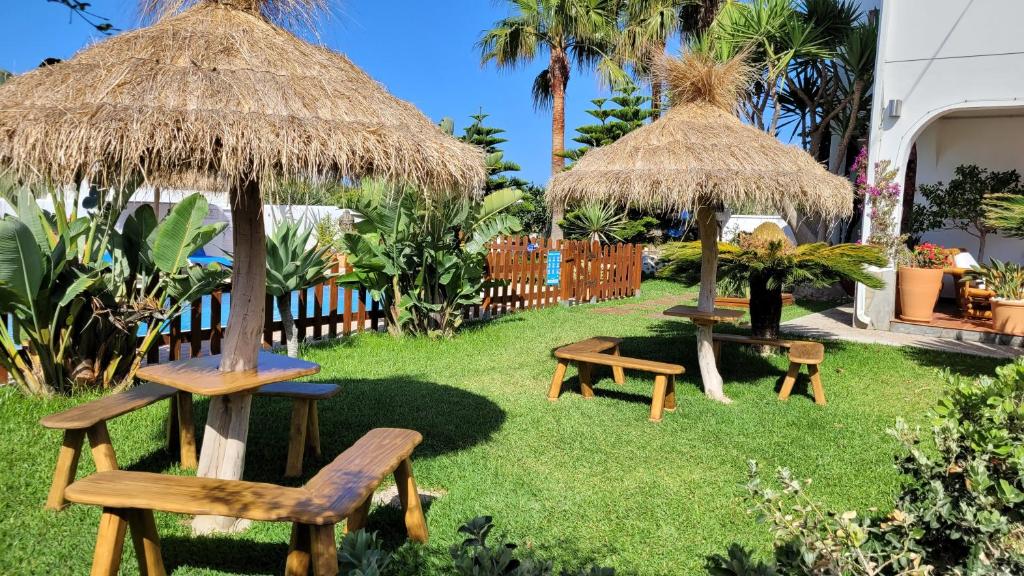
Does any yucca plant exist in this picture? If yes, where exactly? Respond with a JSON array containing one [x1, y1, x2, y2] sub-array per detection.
[[265, 220, 336, 357], [561, 202, 627, 244], [660, 224, 886, 342]]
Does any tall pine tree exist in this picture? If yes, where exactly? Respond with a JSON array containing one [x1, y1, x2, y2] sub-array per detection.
[[561, 82, 654, 164], [461, 111, 531, 194]]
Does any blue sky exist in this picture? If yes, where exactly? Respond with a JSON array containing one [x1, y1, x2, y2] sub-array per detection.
[[1, 0, 632, 186]]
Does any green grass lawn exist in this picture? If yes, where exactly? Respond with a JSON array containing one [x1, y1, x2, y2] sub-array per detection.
[[0, 280, 1004, 575]]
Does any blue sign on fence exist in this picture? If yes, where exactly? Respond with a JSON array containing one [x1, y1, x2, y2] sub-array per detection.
[[545, 250, 562, 286]]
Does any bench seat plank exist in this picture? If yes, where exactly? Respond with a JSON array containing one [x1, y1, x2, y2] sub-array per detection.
[[255, 382, 340, 400], [558, 337, 622, 354], [66, 428, 423, 526], [40, 383, 176, 430], [554, 351, 684, 375]]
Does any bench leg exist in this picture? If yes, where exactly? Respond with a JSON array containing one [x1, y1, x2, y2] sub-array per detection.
[[611, 345, 626, 385], [176, 392, 197, 470], [579, 362, 595, 398], [547, 360, 568, 400], [311, 525, 338, 576], [286, 523, 312, 576], [664, 375, 677, 412], [809, 364, 827, 406], [46, 429, 85, 511], [128, 509, 166, 576], [650, 375, 668, 422], [713, 341, 722, 364], [90, 508, 128, 576], [306, 401, 321, 458], [344, 496, 372, 534], [87, 422, 119, 472], [779, 362, 801, 401], [166, 396, 180, 457], [394, 458, 429, 544], [285, 399, 311, 478]]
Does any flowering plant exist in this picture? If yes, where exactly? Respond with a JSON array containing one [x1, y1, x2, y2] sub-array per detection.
[[904, 242, 950, 269], [852, 148, 906, 264]]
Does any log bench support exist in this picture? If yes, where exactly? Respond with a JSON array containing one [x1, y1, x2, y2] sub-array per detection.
[[66, 428, 426, 576], [40, 383, 194, 511], [549, 337, 684, 422]]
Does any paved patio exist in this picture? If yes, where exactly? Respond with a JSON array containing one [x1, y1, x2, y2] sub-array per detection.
[[781, 306, 1024, 359]]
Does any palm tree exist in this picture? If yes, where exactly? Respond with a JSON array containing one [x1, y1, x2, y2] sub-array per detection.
[[479, 0, 621, 240], [619, 0, 686, 117]]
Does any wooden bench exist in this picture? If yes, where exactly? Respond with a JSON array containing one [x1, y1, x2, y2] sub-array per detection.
[[711, 334, 827, 405], [39, 383, 195, 511], [255, 382, 341, 477], [549, 337, 685, 422], [65, 428, 426, 576]]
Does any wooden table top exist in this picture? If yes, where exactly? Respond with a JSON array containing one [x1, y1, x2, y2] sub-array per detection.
[[662, 305, 744, 325], [136, 352, 321, 396]]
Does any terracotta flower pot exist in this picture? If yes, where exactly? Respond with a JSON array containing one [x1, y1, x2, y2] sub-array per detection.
[[992, 299, 1024, 335], [897, 266, 944, 323]]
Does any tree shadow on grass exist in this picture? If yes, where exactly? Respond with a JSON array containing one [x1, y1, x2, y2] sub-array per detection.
[[897, 346, 1008, 378], [162, 534, 287, 575], [127, 377, 505, 487]]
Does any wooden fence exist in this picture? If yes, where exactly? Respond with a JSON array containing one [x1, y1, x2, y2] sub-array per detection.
[[1, 237, 642, 374]]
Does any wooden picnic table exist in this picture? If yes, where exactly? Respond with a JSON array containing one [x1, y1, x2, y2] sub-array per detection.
[[662, 304, 744, 327], [136, 351, 320, 533]]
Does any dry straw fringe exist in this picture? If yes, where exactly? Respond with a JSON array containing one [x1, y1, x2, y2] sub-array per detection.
[[548, 52, 853, 222], [0, 1, 485, 197]]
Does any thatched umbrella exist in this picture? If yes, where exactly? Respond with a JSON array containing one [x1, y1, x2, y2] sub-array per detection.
[[0, 0, 484, 531], [547, 53, 851, 404]]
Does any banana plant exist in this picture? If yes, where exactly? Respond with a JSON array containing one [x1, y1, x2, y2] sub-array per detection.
[[265, 220, 336, 357], [0, 190, 227, 396]]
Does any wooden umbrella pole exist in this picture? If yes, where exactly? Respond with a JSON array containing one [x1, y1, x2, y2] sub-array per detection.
[[193, 179, 266, 534], [695, 205, 730, 404]]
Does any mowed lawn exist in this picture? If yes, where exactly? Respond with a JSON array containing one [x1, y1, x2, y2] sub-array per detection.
[[0, 280, 1004, 575]]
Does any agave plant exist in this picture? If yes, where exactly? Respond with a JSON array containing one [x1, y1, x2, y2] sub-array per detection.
[[660, 223, 886, 342], [265, 220, 336, 357], [561, 202, 627, 244], [966, 259, 1024, 301]]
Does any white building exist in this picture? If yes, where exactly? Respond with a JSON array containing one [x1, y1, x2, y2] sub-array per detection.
[[857, 0, 1024, 329]]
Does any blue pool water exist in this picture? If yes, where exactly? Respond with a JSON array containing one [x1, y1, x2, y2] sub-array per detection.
[[138, 286, 377, 336]]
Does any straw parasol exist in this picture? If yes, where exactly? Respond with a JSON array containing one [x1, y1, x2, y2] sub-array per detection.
[[547, 53, 852, 403], [0, 0, 484, 531]]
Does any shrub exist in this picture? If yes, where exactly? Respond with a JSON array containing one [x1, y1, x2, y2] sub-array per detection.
[[709, 359, 1024, 575]]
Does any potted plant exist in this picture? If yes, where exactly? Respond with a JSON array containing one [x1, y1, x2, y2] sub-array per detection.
[[966, 259, 1024, 335], [897, 242, 950, 323]]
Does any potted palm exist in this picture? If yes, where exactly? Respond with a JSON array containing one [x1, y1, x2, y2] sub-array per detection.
[[897, 242, 950, 323], [966, 260, 1024, 335]]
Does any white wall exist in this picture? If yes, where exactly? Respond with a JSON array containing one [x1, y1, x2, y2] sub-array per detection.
[[914, 115, 1024, 265]]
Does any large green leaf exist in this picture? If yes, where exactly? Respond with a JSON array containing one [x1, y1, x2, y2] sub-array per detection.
[[15, 188, 52, 253], [0, 219, 44, 309], [152, 194, 210, 274]]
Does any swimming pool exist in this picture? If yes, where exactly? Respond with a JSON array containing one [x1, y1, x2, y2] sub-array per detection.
[[138, 286, 378, 336]]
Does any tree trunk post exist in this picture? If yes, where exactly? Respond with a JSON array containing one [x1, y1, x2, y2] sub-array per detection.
[[549, 48, 569, 241], [278, 294, 299, 358], [193, 179, 265, 534], [695, 206, 730, 403]]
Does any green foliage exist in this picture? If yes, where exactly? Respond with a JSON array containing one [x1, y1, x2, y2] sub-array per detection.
[[451, 516, 615, 576], [561, 202, 627, 244], [560, 82, 654, 164], [507, 184, 551, 235], [967, 259, 1024, 301], [339, 529, 391, 576], [712, 359, 1024, 575], [339, 181, 522, 337], [985, 192, 1024, 239], [910, 165, 1024, 259], [0, 189, 227, 396]]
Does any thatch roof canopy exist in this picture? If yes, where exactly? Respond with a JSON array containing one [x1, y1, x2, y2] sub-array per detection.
[[547, 53, 852, 221], [0, 0, 486, 195]]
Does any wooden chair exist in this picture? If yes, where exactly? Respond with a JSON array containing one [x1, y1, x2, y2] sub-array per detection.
[[254, 382, 341, 477], [64, 428, 427, 576], [549, 337, 685, 422], [39, 383, 194, 511], [778, 341, 827, 406]]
